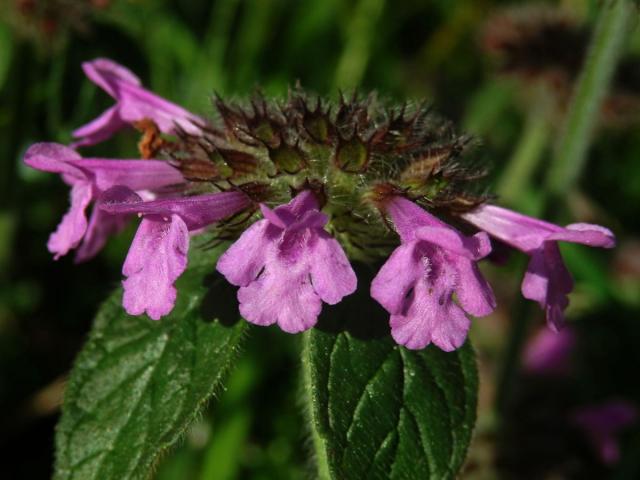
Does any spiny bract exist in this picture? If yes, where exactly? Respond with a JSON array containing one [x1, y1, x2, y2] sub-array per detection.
[[168, 88, 488, 260]]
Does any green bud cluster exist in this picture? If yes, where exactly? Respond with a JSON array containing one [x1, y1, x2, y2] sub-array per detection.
[[171, 88, 489, 260]]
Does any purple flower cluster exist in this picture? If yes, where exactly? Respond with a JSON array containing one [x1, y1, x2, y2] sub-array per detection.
[[26, 58, 617, 351]]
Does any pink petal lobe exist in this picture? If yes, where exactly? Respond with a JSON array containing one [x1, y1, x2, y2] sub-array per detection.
[[81, 159, 184, 192], [75, 202, 129, 263], [82, 58, 141, 97], [216, 220, 272, 286], [309, 231, 357, 304], [370, 242, 421, 314], [454, 258, 497, 316], [416, 227, 492, 260], [72, 106, 127, 147], [122, 215, 189, 320], [102, 189, 251, 231], [385, 196, 442, 242], [117, 84, 204, 136], [24, 143, 84, 180], [548, 223, 616, 248], [47, 181, 93, 259], [390, 276, 470, 351], [522, 243, 573, 331], [462, 204, 558, 252], [238, 262, 322, 333]]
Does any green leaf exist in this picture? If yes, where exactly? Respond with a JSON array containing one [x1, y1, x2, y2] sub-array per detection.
[[303, 293, 478, 480], [54, 244, 247, 480]]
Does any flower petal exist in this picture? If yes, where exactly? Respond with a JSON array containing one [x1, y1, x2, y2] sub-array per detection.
[[82, 58, 141, 98], [75, 58, 204, 146], [47, 181, 93, 259], [237, 263, 322, 333], [216, 220, 273, 286], [122, 215, 189, 320], [71, 106, 128, 147], [75, 201, 129, 263], [416, 227, 492, 260], [370, 241, 422, 314], [453, 257, 496, 317], [523, 327, 576, 376], [78, 158, 184, 192], [462, 204, 560, 252], [390, 276, 470, 351], [24, 143, 84, 180], [522, 243, 572, 331], [309, 231, 357, 304], [260, 190, 322, 229], [101, 188, 251, 230], [385, 196, 443, 242], [547, 223, 616, 248]]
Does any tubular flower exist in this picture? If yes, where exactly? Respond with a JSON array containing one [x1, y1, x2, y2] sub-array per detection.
[[571, 401, 637, 465], [72, 58, 204, 147], [217, 190, 357, 333], [462, 205, 615, 331], [24, 142, 184, 261], [101, 187, 252, 320], [522, 326, 576, 376], [371, 196, 496, 351]]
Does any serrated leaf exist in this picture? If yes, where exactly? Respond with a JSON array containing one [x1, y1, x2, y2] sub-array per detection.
[[303, 290, 478, 480], [54, 244, 246, 480]]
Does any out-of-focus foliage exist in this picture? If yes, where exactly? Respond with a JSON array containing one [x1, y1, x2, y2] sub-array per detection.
[[1, 0, 640, 479]]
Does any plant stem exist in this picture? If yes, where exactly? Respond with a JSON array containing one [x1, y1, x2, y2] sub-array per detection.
[[334, 0, 385, 89], [301, 332, 331, 480], [546, 0, 633, 196], [497, 100, 550, 206], [495, 278, 534, 415]]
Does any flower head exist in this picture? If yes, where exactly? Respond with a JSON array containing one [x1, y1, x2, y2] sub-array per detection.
[[25, 60, 619, 351], [371, 196, 496, 351], [101, 187, 252, 320], [462, 205, 615, 331], [24, 142, 184, 261], [216, 190, 357, 333], [523, 326, 576, 376], [72, 58, 204, 147], [571, 400, 637, 465]]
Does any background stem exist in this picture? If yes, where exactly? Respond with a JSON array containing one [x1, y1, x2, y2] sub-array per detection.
[[546, 0, 633, 196]]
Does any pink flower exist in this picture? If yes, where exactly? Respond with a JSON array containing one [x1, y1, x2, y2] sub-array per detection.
[[216, 190, 357, 333], [462, 205, 615, 331], [24, 142, 184, 261], [522, 326, 576, 376], [72, 58, 204, 147], [101, 187, 252, 320], [371, 197, 496, 351], [572, 400, 637, 465]]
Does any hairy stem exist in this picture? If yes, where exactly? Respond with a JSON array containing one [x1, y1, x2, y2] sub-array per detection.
[[301, 331, 331, 480]]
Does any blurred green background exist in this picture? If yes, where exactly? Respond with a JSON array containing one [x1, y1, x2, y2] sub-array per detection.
[[1, 0, 640, 478]]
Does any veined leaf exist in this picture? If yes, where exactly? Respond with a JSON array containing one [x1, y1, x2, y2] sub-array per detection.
[[303, 292, 478, 480], [54, 244, 246, 480]]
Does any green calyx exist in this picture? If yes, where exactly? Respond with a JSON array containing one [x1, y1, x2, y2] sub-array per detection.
[[171, 88, 489, 260]]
